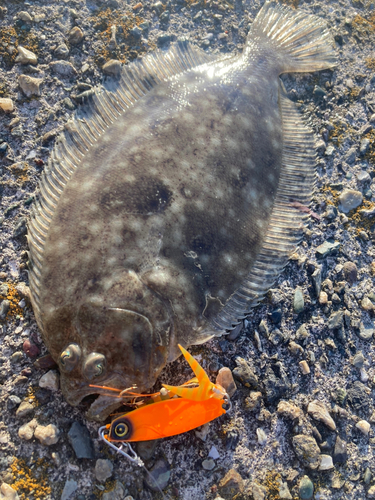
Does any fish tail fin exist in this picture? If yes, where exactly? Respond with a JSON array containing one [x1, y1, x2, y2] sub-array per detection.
[[249, 0, 337, 73]]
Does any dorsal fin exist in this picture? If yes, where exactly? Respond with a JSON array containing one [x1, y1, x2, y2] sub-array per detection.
[[27, 41, 213, 326]]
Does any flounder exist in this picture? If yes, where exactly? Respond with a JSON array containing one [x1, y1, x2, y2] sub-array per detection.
[[28, 1, 336, 420]]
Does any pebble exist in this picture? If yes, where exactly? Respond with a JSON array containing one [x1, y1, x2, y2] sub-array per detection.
[[55, 43, 69, 59], [347, 381, 370, 417], [137, 440, 158, 460], [360, 138, 370, 155], [130, 26, 142, 38], [352, 351, 364, 368], [18, 11, 33, 22], [0, 483, 19, 500], [358, 321, 374, 341], [256, 428, 267, 445], [293, 287, 305, 314], [202, 458, 215, 471], [278, 479, 292, 500], [34, 423, 60, 445], [344, 146, 357, 164], [315, 240, 340, 258], [327, 310, 344, 330], [333, 435, 347, 463], [368, 486, 375, 499], [68, 26, 84, 45], [0, 98, 14, 112], [338, 189, 363, 213], [23, 339, 40, 357], [95, 459, 113, 482], [252, 482, 267, 500], [39, 370, 59, 391], [218, 469, 244, 498], [319, 291, 328, 305], [299, 476, 314, 500], [343, 261, 357, 284], [209, 445, 220, 460], [264, 363, 290, 403], [277, 400, 303, 420], [357, 171, 371, 183], [15, 46, 37, 65], [18, 419, 37, 440], [318, 455, 334, 471], [18, 74, 43, 97], [7, 395, 21, 411], [216, 367, 237, 397], [16, 401, 34, 418], [292, 435, 321, 469], [299, 360, 310, 375], [363, 467, 372, 485], [324, 205, 337, 220], [361, 297, 374, 312], [10, 351, 23, 363], [232, 357, 258, 388], [102, 59, 122, 76], [144, 459, 170, 492], [102, 481, 128, 500], [61, 479, 78, 500], [68, 421, 95, 459], [356, 419, 370, 435], [307, 401, 336, 430], [49, 61, 77, 77], [245, 391, 262, 411]]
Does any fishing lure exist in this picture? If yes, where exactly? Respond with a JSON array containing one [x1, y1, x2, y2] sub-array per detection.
[[95, 345, 230, 463]]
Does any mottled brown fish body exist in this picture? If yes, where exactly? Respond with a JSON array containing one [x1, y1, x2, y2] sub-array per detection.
[[28, 1, 336, 419]]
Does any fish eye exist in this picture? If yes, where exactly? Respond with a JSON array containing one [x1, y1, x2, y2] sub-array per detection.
[[83, 352, 106, 380], [59, 344, 81, 372], [114, 423, 129, 438]]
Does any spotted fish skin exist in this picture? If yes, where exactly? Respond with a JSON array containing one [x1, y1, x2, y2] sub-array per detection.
[[28, 1, 336, 419]]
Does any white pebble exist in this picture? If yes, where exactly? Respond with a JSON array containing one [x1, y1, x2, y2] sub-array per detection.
[[356, 420, 370, 435], [34, 424, 60, 445], [299, 360, 310, 375], [360, 367, 369, 383], [18, 419, 37, 441], [0, 483, 19, 500], [208, 445, 220, 460], [319, 454, 334, 471], [256, 427, 267, 445], [0, 98, 14, 112], [39, 370, 59, 391]]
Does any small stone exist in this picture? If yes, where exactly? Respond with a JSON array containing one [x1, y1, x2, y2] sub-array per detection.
[[360, 138, 370, 156], [361, 297, 374, 312], [333, 435, 347, 464], [39, 370, 59, 391], [0, 483, 19, 500], [7, 395, 21, 410], [347, 381, 370, 418], [216, 367, 237, 397], [102, 59, 122, 76], [68, 421, 95, 459], [68, 26, 84, 45], [202, 458, 215, 470], [137, 440, 158, 461], [16, 401, 34, 418], [357, 171, 371, 183], [296, 324, 309, 341], [363, 467, 372, 485], [299, 360, 310, 375], [18, 419, 37, 440], [307, 401, 336, 430], [327, 310, 344, 330], [356, 419, 370, 435], [144, 459, 170, 492], [102, 481, 127, 500], [130, 26, 142, 38], [195, 422, 210, 441], [49, 61, 77, 77], [18, 11, 33, 22], [368, 486, 375, 499], [324, 205, 337, 220], [23, 339, 40, 358], [256, 428, 267, 445], [10, 351, 23, 363], [352, 351, 365, 368], [344, 147, 357, 164], [209, 446, 220, 460], [277, 400, 303, 420], [0, 98, 14, 112], [338, 189, 363, 213], [293, 287, 305, 314], [289, 341, 304, 355], [358, 321, 374, 341], [343, 261, 357, 285], [252, 483, 267, 500], [278, 480, 292, 500], [18, 74, 42, 97], [319, 291, 328, 305], [95, 459, 113, 482], [245, 391, 263, 411], [299, 476, 314, 500], [61, 479, 78, 500], [232, 357, 258, 388], [15, 46, 37, 65], [41, 129, 58, 145], [325, 145, 335, 156], [318, 455, 334, 471], [316, 240, 340, 258], [218, 469, 244, 498], [54, 43, 69, 59], [292, 435, 321, 469], [34, 423, 60, 445]]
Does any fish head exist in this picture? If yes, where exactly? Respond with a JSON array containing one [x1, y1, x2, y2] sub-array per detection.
[[41, 269, 172, 415]]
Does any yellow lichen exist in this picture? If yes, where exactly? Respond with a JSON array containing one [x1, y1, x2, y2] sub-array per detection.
[[9, 162, 30, 185], [351, 14, 375, 38], [264, 470, 284, 500], [363, 129, 375, 165], [10, 458, 52, 500], [0, 283, 23, 321], [365, 57, 375, 70], [0, 26, 39, 68], [321, 186, 340, 206]]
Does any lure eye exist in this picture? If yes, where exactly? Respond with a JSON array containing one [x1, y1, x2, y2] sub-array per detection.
[[59, 344, 81, 372], [83, 352, 106, 380], [114, 423, 128, 438]]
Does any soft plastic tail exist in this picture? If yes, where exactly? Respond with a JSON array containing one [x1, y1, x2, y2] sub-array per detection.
[[248, 0, 337, 73]]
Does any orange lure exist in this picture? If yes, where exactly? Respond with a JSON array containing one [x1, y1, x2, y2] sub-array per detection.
[[95, 345, 229, 444]]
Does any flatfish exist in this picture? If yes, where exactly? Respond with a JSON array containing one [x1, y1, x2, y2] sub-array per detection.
[[28, 1, 336, 419]]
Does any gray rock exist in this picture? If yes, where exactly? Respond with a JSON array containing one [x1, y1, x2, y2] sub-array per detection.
[[292, 435, 321, 469], [338, 189, 363, 213], [293, 287, 305, 314], [67, 421, 95, 459], [299, 475, 314, 500], [18, 74, 42, 96], [316, 240, 340, 258], [232, 357, 258, 388], [264, 363, 290, 404], [252, 483, 267, 500], [61, 479, 78, 500], [95, 459, 113, 482], [333, 435, 347, 464], [137, 440, 158, 461], [307, 401, 336, 430], [325, 205, 337, 220], [144, 459, 170, 492], [327, 310, 344, 330], [130, 26, 142, 38], [218, 469, 244, 498], [347, 381, 370, 418], [68, 26, 84, 45], [0, 483, 19, 500], [343, 261, 357, 284], [358, 320, 374, 340], [360, 138, 370, 155], [0, 300, 10, 319], [7, 395, 21, 411], [102, 481, 127, 500], [55, 43, 69, 59], [49, 61, 77, 77], [34, 424, 60, 445], [357, 171, 371, 183], [202, 458, 215, 470], [352, 351, 364, 368], [15, 46, 37, 65], [343, 147, 357, 164], [16, 401, 34, 418], [363, 467, 372, 485], [18, 11, 33, 22], [102, 59, 122, 76]]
